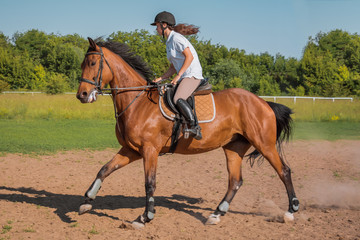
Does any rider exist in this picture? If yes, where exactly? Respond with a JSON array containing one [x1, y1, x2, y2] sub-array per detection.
[[152, 11, 203, 140]]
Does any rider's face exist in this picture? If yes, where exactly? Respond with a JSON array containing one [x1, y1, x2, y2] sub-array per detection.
[[156, 23, 167, 36]]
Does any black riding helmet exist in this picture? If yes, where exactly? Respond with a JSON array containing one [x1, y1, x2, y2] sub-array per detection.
[[150, 11, 176, 26]]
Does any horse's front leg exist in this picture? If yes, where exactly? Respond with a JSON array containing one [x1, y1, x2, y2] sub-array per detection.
[[79, 147, 141, 215], [132, 145, 159, 229]]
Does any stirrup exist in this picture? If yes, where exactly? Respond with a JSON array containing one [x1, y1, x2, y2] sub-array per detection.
[[184, 125, 202, 140]]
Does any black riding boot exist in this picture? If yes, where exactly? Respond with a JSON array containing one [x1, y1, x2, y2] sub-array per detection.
[[175, 98, 202, 140]]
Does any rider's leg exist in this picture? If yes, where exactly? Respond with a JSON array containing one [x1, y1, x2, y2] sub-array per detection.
[[173, 77, 202, 140], [173, 77, 201, 103], [175, 98, 202, 140]]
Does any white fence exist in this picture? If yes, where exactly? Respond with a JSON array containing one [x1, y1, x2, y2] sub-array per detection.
[[1, 91, 355, 103], [259, 96, 354, 103], [1, 91, 75, 95]]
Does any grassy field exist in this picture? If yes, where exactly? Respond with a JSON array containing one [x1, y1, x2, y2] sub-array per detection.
[[0, 94, 114, 120], [261, 97, 359, 122], [0, 119, 119, 155], [0, 94, 359, 154], [1, 93, 359, 121], [293, 121, 360, 140], [1, 119, 359, 155]]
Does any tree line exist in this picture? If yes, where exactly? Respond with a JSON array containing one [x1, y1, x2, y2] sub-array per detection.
[[0, 29, 359, 96]]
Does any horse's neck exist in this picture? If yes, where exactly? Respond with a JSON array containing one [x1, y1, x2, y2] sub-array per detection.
[[111, 56, 148, 89], [110, 59, 151, 120]]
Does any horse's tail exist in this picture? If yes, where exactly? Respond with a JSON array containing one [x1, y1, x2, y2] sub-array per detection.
[[247, 101, 293, 166]]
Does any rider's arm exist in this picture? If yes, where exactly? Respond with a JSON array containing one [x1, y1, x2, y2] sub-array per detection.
[[154, 64, 176, 82]]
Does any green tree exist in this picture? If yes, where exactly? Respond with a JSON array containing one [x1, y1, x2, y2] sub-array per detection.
[[13, 29, 48, 64], [209, 58, 244, 91], [109, 30, 167, 77], [0, 32, 10, 48], [45, 72, 69, 94], [300, 30, 360, 96], [258, 74, 281, 96]]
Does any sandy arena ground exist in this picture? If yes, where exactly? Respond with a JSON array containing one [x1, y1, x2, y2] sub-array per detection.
[[0, 140, 359, 239]]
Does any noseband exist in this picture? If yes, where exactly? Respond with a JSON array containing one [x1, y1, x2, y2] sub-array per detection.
[[79, 46, 114, 92]]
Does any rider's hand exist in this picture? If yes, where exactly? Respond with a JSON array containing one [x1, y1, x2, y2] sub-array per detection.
[[154, 77, 163, 83], [171, 75, 180, 85]]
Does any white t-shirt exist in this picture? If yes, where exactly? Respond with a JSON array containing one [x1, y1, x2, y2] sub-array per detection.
[[166, 31, 204, 80]]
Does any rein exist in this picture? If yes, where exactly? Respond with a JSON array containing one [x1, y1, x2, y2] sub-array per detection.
[[108, 83, 171, 142], [79, 46, 173, 134], [108, 82, 172, 118]]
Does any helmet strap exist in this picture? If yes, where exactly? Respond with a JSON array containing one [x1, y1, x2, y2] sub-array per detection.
[[160, 22, 168, 39]]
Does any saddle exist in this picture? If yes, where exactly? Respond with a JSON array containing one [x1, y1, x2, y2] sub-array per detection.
[[163, 78, 213, 115], [159, 79, 215, 153]]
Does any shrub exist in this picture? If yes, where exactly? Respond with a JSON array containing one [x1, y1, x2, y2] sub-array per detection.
[[45, 72, 69, 95]]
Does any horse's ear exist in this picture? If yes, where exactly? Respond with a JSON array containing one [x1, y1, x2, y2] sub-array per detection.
[[88, 37, 97, 50]]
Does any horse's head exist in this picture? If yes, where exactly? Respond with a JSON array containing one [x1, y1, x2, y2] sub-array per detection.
[[76, 38, 114, 103]]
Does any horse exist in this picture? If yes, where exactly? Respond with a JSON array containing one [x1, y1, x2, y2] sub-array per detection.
[[76, 37, 299, 228]]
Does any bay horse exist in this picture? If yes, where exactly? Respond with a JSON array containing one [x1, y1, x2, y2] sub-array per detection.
[[76, 38, 299, 228]]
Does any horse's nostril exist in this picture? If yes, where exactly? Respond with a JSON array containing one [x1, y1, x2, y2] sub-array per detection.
[[76, 91, 88, 100]]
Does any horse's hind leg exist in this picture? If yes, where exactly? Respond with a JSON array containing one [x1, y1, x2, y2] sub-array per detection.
[[206, 140, 250, 225], [259, 145, 299, 220], [79, 147, 141, 215]]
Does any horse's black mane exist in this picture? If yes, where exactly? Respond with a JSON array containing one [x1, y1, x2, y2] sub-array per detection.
[[88, 40, 154, 83]]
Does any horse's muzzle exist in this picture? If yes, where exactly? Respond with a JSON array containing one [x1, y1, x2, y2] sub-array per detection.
[[76, 89, 98, 103]]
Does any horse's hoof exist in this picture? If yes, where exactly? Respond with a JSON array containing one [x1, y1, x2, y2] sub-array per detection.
[[131, 221, 145, 230], [131, 215, 147, 229], [284, 211, 294, 223], [79, 204, 92, 215], [206, 214, 221, 225]]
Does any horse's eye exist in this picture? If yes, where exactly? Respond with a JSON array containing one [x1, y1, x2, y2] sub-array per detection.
[[91, 61, 96, 66]]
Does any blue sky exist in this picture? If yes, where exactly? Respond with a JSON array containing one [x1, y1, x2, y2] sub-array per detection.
[[1, 0, 359, 59]]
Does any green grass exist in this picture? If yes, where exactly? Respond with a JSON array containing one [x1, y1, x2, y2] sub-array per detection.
[[0, 119, 358, 155], [261, 97, 360, 122], [293, 121, 360, 140], [88, 225, 99, 235], [0, 119, 119, 154], [1, 225, 12, 234], [0, 94, 114, 120]]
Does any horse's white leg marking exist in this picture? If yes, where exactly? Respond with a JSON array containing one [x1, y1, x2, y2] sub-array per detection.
[[147, 197, 155, 220], [292, 197, 299, 211], [218, 201, 229, 213], [87, 179, 102, 199]]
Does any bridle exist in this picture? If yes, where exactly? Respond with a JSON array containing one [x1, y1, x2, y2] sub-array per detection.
[[78, 45, 173, 121], [79, 46, 167, 93], [79, 46, 114, 93]]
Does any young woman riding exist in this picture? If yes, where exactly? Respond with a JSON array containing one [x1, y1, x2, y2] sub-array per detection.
[[152, 11, 203, 140]]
